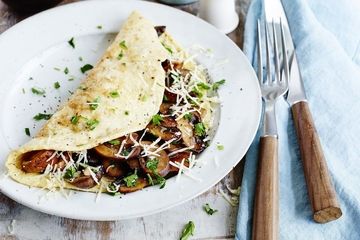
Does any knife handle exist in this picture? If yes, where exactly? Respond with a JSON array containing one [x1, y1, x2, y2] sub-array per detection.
[[252, 136, 278, 240], [291, 101, 342, 223]]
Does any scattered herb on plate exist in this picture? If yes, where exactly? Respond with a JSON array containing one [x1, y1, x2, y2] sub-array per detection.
[[33, 113, 52, 121], [80, 64, 93, 74], [109, 91, 119, 98], [64, 67, 69, 75], [68, 37, 75, 48], [212, 79, 226, 91], [31, 87, 45, 95], [216, 144, 224, 151], [180, 221, 195, 240], [24, 128, 30, 136], [203, 203, 218, 215], [54, 82, 60, 89]]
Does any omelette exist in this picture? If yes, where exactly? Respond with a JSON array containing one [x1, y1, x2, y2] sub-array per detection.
[[5, 11, 222, 195]]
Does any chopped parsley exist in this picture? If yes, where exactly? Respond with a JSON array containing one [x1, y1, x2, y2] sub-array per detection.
[[108, 139, 120, 145], [212, 79, 226, 91], [33, 113, 52, 121], [184, 113, 192, 121], [25, 128, 30, 136], [124, 111, 129, 116], [107, 183, 121, 196], [191, 87, 203, 98], [97, 25, 102, 29], [68, 77, 75, 81], [109, 91, 119, 98], [161, 42, 173, 54], [197, 82, 211, 90], [22, 88, 25, 94], [151, 114, 163, 125], [216, 144, 224, 151], [68, 37, 75, 48], [180, 221, 195, 240], [117, 51, 124, 60], [79, 56, 83, 61], [64, 166, 76, 179], [194, 123, 206, 137], [31, 87, 45, 95], [146, 158, 159, 171], [64, 67, 69, 74], [123, 170, 138, 187], [89, 97, 100, 110], [155, 174, 166, 189], [79, 85, 87, 90], [80, 64, 93, 74], [70, 115, 79, 125], [119, 40, 128, 50], [86, 119, 99, 130], [54, 82, 60, 89], [203, 203, 218, 215]]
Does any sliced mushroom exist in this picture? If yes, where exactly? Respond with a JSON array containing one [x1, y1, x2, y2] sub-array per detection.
[[147, 123, 181, 141], [70, 170, 103, 189], [139, 148, 170, 177], [126, 158, 140, 170], [103, 159, 125, 178], [169, 151, 191, 172], [176, 118, 206, 153], [119, 178, 148, 193], [161, 116, 177, 128], [21, 150, 60, 173], [159, 103, 172, 115]]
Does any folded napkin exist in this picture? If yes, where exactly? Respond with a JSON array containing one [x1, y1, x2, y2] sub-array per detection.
[[236, 0, 360, 239]]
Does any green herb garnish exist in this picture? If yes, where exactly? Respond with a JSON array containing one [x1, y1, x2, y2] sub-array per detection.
[[97, 25, 102, 29], [216, 144, 224, 151], [161, 42, 173, 54], [70, 115, 79, 125], [80, 64, 93, 74], [117, 51, 124, 60], [124, 111, 129, 116], [79, 56, 83, 61], [22, 88, 25, 94], [119, 40, 128, 50], [184, 113, 192, 121], [68, 37, 75, 48], [194, 123, 206, 137], [89, 97, 100, 110], [212, 79, 226, 91], [54, 82, 60, 89], [197, 82, 211, 90], [64, 166, 76, 179], [123, 170, 138, 187], [33, 113, 52, 121], [155, 174, 166, 189], [64, 67, 69, 75], [109, 91, 119, 98], [86, 119, 99, 130], [191, 87, 203, 98], [31, 87, 45, 95], [108, 139, 120, 145], [25, 128, 30, 136], [151, 114, 163, 125], [203, 203, 218, 215], [146, 158, 159, 172], [180, 221, 195, 240]]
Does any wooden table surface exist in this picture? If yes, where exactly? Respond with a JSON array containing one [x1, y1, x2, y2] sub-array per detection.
[[0, 0, 250, 239]]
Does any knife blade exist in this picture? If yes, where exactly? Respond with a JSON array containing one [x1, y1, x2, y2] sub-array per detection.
[[264, 0, 342, 223]]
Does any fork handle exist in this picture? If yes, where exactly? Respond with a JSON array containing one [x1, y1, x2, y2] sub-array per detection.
[[252, 136, 278, 240], [291, 101, 342, 223]]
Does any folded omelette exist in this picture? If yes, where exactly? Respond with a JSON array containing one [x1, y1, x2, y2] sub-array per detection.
[[6, 11, 219, 195]]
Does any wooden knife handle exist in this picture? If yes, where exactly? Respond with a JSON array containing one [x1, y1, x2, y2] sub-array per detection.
[[252, 136, 278, 240], [291, 101, 342, 223]]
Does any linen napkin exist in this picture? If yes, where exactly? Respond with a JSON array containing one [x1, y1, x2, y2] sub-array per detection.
[[236, 0, 360, 239]]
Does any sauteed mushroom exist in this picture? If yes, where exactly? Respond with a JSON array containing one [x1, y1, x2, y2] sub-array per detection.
[[70, 168, 103, 189], [119, 178, 148, 193], [147, 123, 181, 141], [169, 151, 191, 172], [21, 150, 66, 173], [139, 143, 170, 177], [103, 159, 125, 178]]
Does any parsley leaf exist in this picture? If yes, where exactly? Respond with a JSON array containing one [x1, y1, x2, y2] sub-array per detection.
[[70, 115, 79, 125], [194, 123, 206, 137], [184, 113, 192, 121], [64, 67, 69, 75], [31, 87, 45, 95], [108, 139, 120, 145], [25, 128, 30, 137], [89, 97, 100, 110], [64, 166, 76, 179], [216, 144, 224, 150], [124, 111, 129, 116], [86, 119, 99, 130], [180, 221, 195, 240], [197, 82, 211, 90], [161, 42, 173, 54], [151, 114, 163, 125], [68, 37, 75, 48], [33, 113, 52, 121], [191, 87, 203, 98], [109, 91, 119, 98], [123, 170, 138, 187], [117, 51, 124, 60], [146, 158, 159, 172], [54, 82, 60, 89], [203, 203, 218, 215], [97, 25, 102, 29], [119, 40, 128, 50], [80, 64, 93, 74], [212, 79, 226, 91]]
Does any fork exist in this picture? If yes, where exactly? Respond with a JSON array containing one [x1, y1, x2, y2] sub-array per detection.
[[252, 20, 289, 240]]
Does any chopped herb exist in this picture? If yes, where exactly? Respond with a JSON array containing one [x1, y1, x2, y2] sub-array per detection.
[[197, 82, 211, 90], [79, 56, 83, 61], [107, 183, 117, 192], [70, 115, 79, 125], [53, 67, 61, 71], [203, 203, 218, 215], [79, 85, 87, 90], [121, 149, 130, 156], [151, 114, 163, 125], [89, 97, 100, 110], [212, 79, 226, 91], [119, 40, 128, 50], [97, 25, 102, 29], [155, 174, 166, 189], [68, 77, 75, 81], [80, 64, 93, 74], [146, 158, 159, 172], [68, 37, 75, 48], [64, 67, 69, 74], [33, 113, 52, 121], [161, 42, 173, 54], [194, 123, 206, 137], [64, 166, 76, 179], [25, 128, 30, 136], [22, 88, 25, 94], [109, 91, 119, 98], [163, 95, 168, 101], [28, 77, 33, 80], [124, 111, 129, 116], [117, 51, 124, 60], [86, 119, 99, 130], [31, 87, 45, 95], [184, 113, 192, 121], [54, 82, 60, 89], [216, 144, 224, 151], [191, 87, 203, 98], [108, 139, 120, 145], [123, 170, 138, 187], [180, 221, 195, 240]]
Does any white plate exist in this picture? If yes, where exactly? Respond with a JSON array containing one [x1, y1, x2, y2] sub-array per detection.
[[0, 0, 261, 220]]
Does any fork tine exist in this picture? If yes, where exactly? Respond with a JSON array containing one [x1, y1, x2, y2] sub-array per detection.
[[264, 22, 272, 85], [257, 20, 263, 84], [272, 20, 280, 84], [280, 19, 289, 86]]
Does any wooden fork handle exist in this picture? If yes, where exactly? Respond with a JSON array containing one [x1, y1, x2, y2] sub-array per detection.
[[252, 136, 278, 240], [291, 101, 342, 223]]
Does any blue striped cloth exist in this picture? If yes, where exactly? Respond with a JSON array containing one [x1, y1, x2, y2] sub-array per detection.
[[236, 0, 360, 239]]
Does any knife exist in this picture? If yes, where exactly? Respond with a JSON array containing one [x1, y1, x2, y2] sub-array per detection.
[[264, 0, 342, 223]]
